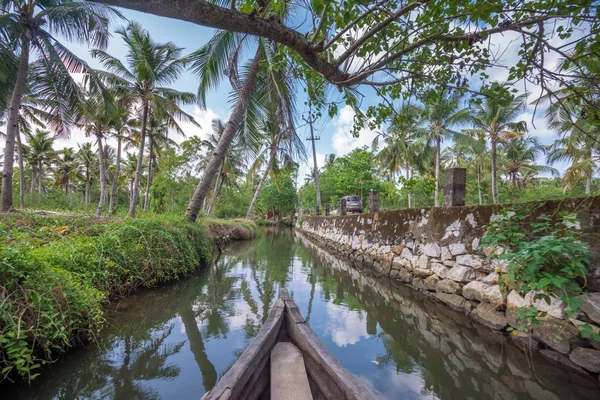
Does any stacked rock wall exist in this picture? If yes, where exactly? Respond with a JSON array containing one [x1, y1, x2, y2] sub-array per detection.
[[299, 196, 600, 375]]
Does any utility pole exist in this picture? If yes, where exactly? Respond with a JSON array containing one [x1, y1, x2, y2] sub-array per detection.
[[303, 104, 322, 215]]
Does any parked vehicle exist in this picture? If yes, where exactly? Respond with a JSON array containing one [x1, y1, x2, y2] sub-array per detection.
[[341, 195, 363, 213]]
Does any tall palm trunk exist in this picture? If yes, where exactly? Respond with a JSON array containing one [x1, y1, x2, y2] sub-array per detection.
[[96, 135, 108, 217], [586, 175, 592, 194], [30, 166, 37, 194], [186, 53, 262, 222], [85, 168, 91, 205], [477, 166, 483, 205], [246, 145, 276, 218], [205, 161, 224, 215], [15, 126, 25, 208], [129, 100, 149, 217], [38, 161, 44, 194], [434, 137, 441, 207], [1, 37, 30, 211], [143, 136, 154, 213], [491, 137, 498, 204], [109, 135, 122, 216]]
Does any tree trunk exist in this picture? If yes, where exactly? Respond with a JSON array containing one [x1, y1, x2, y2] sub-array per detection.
[[96, 136, 108, 217], [246, 145, 276, 218], [477, 166, 483, 205], [1, 36, 30, 211], [38, 161, 44, 194], [129, 100, 149, 218], [109, 135, 122, 216], [185, 52, 262, 222], [491, 137, 498, 204], [434, 137, 441, 207], [143, 136, 154, 213], [85, 168, 91, 205], [205, 161, 224, 215], [586, 175, 592, 194], [15, 125, 25, 208]]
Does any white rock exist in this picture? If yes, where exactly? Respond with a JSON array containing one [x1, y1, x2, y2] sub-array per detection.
[[421, 243, 442, 258], [455, 254, 483, 268], [478, 272, 499, 284], [483, 285, 503, 304], [441, 246, 452, 261], [525, 291, 566, 319], [417, 254, 430, 269], [447, 265, 476, 282], [449, 243, 467, 256], [400, 247, 413, 260], [379, 245, 391, 254], [507, 290, 530, 309], [431, 262, 448, 279], [463, 281, 490, 302], [472, 237, 480, 250], [351, 237, 361, 250]]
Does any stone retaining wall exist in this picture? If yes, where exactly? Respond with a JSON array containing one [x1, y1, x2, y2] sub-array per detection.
[[298, 196, 600, 376]]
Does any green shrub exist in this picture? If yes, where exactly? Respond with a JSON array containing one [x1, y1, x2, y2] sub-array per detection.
[[481, 207, 599, 340], [0, 214, 213, 383]]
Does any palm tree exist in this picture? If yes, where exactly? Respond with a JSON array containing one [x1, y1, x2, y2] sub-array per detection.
[[53, 148, 77, 195], [503, 135, 555, 188], [546, 103, 599, 193], [0, 0, 119, 211], [77, 95, 117, 216], [24, 129, 56, 194], [422, 92, 470, 206], [185, 0, 298, 222], [92, 22, 197, 217], [76, 143, 96, 205], [375, 104, 426, 208], [246, 108, 306, 218], [108, 103, 136, 216], [142, 115, 179, 212], [453, 131, 489, 205], [467, 83, 528, 204]]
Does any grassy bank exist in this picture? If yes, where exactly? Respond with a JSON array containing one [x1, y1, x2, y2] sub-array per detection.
[[0, 213, 255, 383]]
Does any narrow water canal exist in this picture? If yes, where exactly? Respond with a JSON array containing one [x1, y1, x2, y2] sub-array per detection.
[[6, 229, 598, 399]]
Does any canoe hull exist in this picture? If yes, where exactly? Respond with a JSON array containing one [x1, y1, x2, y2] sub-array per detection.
[[201, 289, 373, 400]]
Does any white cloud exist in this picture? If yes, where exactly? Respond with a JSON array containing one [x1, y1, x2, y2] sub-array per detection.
[[331, 106, 379, 156], [325, 302, 369, 347], [298, 151, 327, 185], [177, 106, 223, 144]]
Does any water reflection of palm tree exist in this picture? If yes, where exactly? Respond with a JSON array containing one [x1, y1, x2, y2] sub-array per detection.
[[180, 307, 218, 391]]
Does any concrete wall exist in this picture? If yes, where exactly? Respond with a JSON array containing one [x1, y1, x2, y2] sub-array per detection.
[[299, 196, 600, 375]]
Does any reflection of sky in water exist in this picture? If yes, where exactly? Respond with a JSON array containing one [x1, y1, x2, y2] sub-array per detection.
[[5, 230, 597, 400]]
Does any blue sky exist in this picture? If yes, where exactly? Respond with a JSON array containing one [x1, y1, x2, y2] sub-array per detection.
[[53, 7, 567, 181]]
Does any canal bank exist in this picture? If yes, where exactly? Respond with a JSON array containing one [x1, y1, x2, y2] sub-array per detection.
[[298, 196, 600, 378], [0, 213, 255, 384], [3, 228, 597, 399]]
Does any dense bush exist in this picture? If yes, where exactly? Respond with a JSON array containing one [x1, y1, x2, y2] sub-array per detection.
[[0, 214, 214, 383]]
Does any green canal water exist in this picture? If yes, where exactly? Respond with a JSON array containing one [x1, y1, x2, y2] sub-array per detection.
[[5, 229, 598, 399]]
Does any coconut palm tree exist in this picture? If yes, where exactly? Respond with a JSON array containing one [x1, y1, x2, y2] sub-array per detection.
[[467, 83, 528, 204], [24, 129, 56, 194], [142, 116, 179, 212], [76, 143, 96, 205], [184, 0, 299, 222], [53, 147, 77, 195], [108, 103, 136, 216], [375, 104, 426, 208], [92, 22, 197, 217], [77, 95, 117, 216], [503, 135, 556, 188], [422, 92, 470, 206], [546, 103, 600, 194], [0, 0, 119, 211], [453, 131, 489, 205], [246, 108, 306, 218]]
